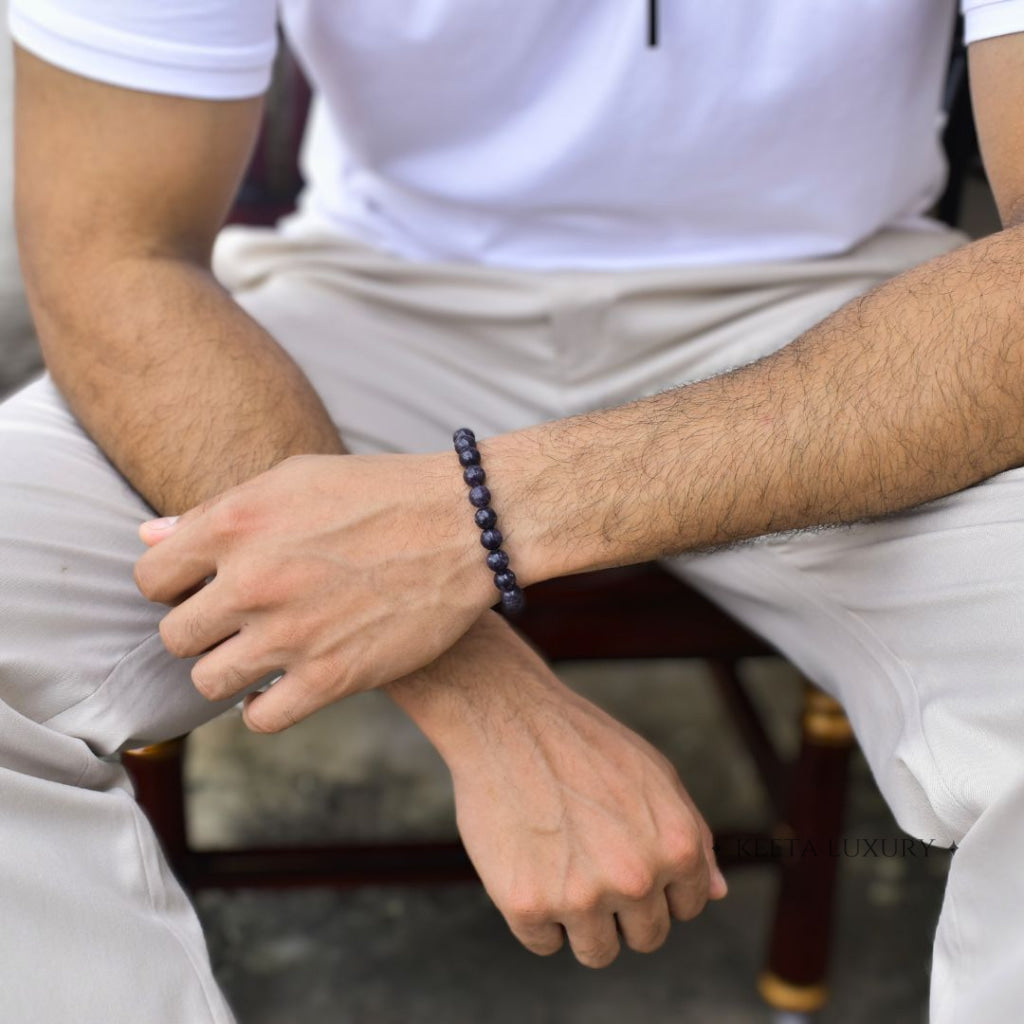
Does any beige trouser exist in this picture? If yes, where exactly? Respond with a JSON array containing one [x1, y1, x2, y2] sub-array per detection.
[[1, 220, 1019, 1022]]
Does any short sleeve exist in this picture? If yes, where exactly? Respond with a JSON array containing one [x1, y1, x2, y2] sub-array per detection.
[[8, 0, 278, 99], [962, 0, 1024, 44]]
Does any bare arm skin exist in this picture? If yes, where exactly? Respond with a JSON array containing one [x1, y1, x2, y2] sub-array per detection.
[[490, 33, 1024, 583], [20, 49, 723, 967], [495, 225, 1024, 582], [14, 48, 344, 510], [137, 33, 1024, 724]]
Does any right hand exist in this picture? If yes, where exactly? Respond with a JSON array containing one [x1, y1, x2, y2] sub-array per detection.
[[389, 613, 727, 968]]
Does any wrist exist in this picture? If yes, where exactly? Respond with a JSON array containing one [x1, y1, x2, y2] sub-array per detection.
[[418, 449, 498, 617], [479, 424, 598, 586], [384, 611, 570, 765]]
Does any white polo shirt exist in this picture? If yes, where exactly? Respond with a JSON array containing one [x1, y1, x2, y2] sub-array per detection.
[[8, 1, 1024, 270]]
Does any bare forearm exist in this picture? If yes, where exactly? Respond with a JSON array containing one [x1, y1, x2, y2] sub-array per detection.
[[493, 226, 1024, 581], [29, 256, 344, 514], [36, 254, 551, 743]]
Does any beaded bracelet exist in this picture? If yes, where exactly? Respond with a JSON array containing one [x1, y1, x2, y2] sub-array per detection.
[[453, 428, 526, 615]]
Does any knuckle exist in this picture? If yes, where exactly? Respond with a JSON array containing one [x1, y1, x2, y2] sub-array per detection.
[[158, 616, 189, 658], [564, 885, 602, 916], [307, 656, 353, 703], [192, 659, 248, 703], [527, 938, 563, 958], [232, 569, 269, 610], [190, 661, 220, 701], [132, 561, 153, 598], [663, 831, 702, 874], [275, 606, 316, 651], [613, 864, 657, 903], [504, 893, 550, 925], [184, 610, 209, 647], [629, 921, 670, 954], [575, 942, 619, 970], [210, 497, 248, 540], [244, 697, 285, 734], [673, 897, 706, 922]]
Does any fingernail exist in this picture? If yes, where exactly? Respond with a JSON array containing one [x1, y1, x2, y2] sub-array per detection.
[[143, 516, 179, 532], [713, 867, 728, 895]]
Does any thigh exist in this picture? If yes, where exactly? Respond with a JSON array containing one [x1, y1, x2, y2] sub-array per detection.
[[667, 460, 1024, 1020], [0, 376, 243, 752], [671, 461, 1024, 848], [1, 703, 235, 1024], [0, 377, 236, 1022]]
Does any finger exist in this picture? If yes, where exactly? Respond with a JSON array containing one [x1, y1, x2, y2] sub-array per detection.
[[190, 632, 284, 704], [665, 871, 712, 922], [614, 894, 672, 954], [693, 820, 728, 900], [138, 487, 229, 545], [135, 542, 217, 605], [662, 834, 714, 922], [134, 501, 227, 602], [138, 515, 180, 546], [158, 580, 243, 660], [506, 918, 565, 958], [563, 912, 621, 969], [706, 838, 728, 901], [242, 674, 326, 734]]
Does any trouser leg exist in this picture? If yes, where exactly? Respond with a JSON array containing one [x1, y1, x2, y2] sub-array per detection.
[[0, 225, 571, 1023], [0, 378, 237, 1023], [668, 460, 1024, 1022]]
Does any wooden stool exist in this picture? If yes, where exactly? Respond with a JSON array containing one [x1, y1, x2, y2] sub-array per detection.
[[125, 563, 853, 1018]]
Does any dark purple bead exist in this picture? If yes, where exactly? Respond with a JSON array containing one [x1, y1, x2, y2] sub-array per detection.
[[474, 507, 497, 529], [500, 586, 526, 615], [480, 528, 503, 550], [468, 485, 491, 508], [463, 465, 486, 487], [458, 447, 481, 467], [454, 435, 475, 453], [494, 569, 517, 591], [453, 428, 476, 445], [486, 550, 510, 572]]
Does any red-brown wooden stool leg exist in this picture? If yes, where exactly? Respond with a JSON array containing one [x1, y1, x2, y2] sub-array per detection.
[[759, 683, 854, 1016]]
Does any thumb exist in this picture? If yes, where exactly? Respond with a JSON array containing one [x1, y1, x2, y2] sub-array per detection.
[[709, 862, 729, 901], [705, 832, 728, 900], [139, 488, 232, 546], [138, 515, 180, 546]]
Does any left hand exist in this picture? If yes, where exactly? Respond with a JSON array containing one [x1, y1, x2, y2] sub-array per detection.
[[387, 612, 728, 968], [133, 453, 493, 732]]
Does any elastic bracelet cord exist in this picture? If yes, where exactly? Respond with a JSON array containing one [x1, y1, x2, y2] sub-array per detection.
[[452, 428, 526, 615]]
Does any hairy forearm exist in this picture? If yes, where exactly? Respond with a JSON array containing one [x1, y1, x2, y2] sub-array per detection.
[[28, 255, 344, 514], [32, 250, 538, 737], [493, 226, 1024, 581]]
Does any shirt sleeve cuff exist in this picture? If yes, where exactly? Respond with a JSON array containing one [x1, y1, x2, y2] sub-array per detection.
[[8, 3, 275, 100], [963, 0, 1024, 44]]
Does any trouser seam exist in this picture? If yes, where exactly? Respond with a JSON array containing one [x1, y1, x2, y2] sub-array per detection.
[[40, 630, 162, 731], [127, 794, 231, 1023]]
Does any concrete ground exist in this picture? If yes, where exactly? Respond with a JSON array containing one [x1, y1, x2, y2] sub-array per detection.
[[188, 659, 951, 1024], [0, 178, 1000, 1023]]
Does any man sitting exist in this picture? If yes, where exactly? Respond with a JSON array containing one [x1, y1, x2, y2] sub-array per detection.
[[3, 2, 1024, 1021]]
